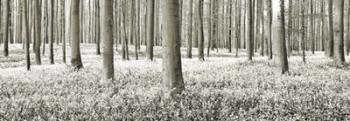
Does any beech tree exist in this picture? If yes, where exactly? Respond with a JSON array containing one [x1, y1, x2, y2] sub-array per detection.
[[247, 0, 254, 61], [101, 0, 114, 80], [327, 0, 334, 58], [333, 0, 345, 64], [3, 0, 10, 57], [273, 0, 289, 74], [34, 0, 41, 65], [71, 0, 83, 69], [267, 0, 273, 60], [96, 0, 101, 55], [24, 0, 30, 70], [301, 0, 306, 63], [49, 0, 54, 64], [146, 0, 155, 61], [162, 0, 185, 97], [198, 0, 204, 61], [187, 0, 193, 59]]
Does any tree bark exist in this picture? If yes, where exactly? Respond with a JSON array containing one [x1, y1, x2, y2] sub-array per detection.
[[310, 0, 315, 54], [268, 0, 273, 60], [101, 0, 114, 80], [3, 0, 10, 57], [24, 0, 30, 70], [49, 0, 54, 64], [327, 0, 334, 57], [198, 0, 204, 61], [287, 0, 293, 56], [187, 0, 193, 58], [96, 0, 101, 55], [162, 0, 185, 97], [247, 0, 255, 61], [274, 0, 289, 74], [71, 0, 83, 69], [334, 0, 345, 64], [34, 0, 41, 65], [146, 0, 155, 60], [301, 0, 306, 63], [235, 0, 241, 57]]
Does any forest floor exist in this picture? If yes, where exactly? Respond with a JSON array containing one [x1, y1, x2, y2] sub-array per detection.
[[1, 44, 350, 120]]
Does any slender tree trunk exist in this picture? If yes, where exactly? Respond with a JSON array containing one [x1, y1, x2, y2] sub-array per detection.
[[347, 0, 350, 55], [287, 0, 293, 56], [228, 0, 232, 53], [101, 0, 114, 80], [121, 0, 129, 61], [274, 0, 289, 74], [192, 0, 198, 49], [327, 0, 334, 57], [301, 0, 306, 63], [260, 0, 265, 56], [198, 0, 204, 61], [42, 0, 47, 56], [187, 0, 193, 58], [49, 0, 54, 64], [162, 0, 185, 97], [130, 0, 137, 60], [24, 0, 30, 70], [310, 0, 315, 54], [321, 0, 325, 52], [235, 0, 241, 57], [3, 0, 10, 57], [268, 0, 273, 60], [334, 0, 345, 64], [71, 0, 83, 69], [34, 0, 41, 65], [62, 0, 67, 63], [247, 0, 255, 61], [133, 0, 138, 60], [146, 0, 155, 60], [207, 0, 213, 57], [96, 0, 101, 55]]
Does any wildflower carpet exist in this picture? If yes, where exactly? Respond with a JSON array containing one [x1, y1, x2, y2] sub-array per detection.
[[0, 45, 350, 120]]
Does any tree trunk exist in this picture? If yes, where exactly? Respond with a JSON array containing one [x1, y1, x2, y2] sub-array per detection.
[[71, 0, 83, 69], [287, 0, 293, 56], [268, 0, 273, 60], [162, 0, 185, 97], [327, 0, 334, 57], [301, 0, 306, 63], [96, 0, 101, 55], [34, 0, 41, 65], [187, 0, 193, 58], [3, 0, 10, 57], [42, 0, 47, 56], [24, 0, 30, 70], [101, 0, 114, 80], [130, 0, 137, 60], [49, 0, 54, 64], [198, 0, 204, 61], [146, 0, 155, 60], [228, 0, 232, 53], [121, 0, 129, 61], [347, 0, 350, 55], [334, 0, 345, 64], [235, 0, 241, 57], [247, 0, 255, 61], [310, 0, 315, 54], [274, 0, 289, 74], [192, 0, 198, 48]]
